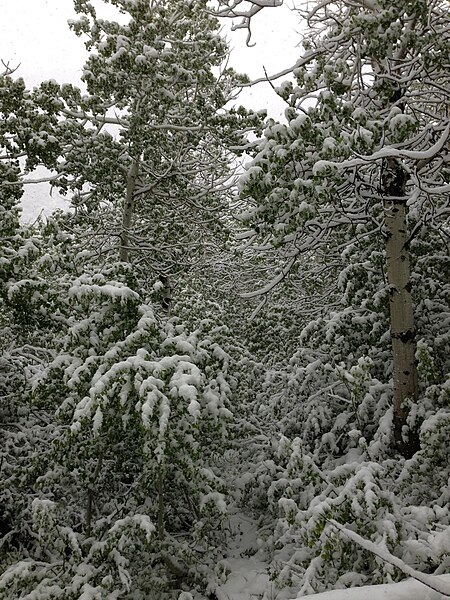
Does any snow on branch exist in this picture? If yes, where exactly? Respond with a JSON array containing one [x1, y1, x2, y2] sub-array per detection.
[[212, 0, 283, 19], [3, 174, 61, 186], [241, 49, 320, 86], [306, 0, 378, 24], [328, 519, 450, 597], [239, 27, 343, 85], [313, 122, 450, 175], [240, 253, 298, 299], [62, 108, 204, 133]]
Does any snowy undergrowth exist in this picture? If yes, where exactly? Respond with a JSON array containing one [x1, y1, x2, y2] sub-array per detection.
[[202, 415, 450, 600], [223, 365, 450, 600], [0, 272, 236, 599], [200, 267, 450, 600], [172, 279, 450, 599]]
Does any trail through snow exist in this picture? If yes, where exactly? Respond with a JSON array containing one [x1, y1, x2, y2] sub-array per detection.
[[202, 508, 450, 600], [212, 508, 274, 600]]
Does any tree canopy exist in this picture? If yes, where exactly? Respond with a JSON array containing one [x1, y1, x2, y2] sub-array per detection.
[[1, 1, 449, 599]]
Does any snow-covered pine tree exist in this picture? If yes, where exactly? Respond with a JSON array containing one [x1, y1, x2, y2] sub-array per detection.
[[0, 71, 65, 341], [0, 69, 74, 559], [1, 202, 236, 597], [50, 0, 262, 306], [1, 265, 233, 599], [0, 6, 246, 594]]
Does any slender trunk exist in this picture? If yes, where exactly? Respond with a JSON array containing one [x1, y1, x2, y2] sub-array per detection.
[[382, 157, 419, 457], [157, 462, 187, 579], [85, 455, 103, 536], [157, 466, 165, 540], [160, 274, 172, 313], [119, 158, 140, 263]]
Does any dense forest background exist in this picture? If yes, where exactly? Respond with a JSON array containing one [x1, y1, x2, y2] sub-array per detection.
[[1, 1, 449, 599]]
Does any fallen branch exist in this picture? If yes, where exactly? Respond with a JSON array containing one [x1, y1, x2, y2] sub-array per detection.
[[328, 518, 450, 597]]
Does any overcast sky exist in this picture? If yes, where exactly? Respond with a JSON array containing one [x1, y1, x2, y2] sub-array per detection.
[[0, 0, 300, 220]]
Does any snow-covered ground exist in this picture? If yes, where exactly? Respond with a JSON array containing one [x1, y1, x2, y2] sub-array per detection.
[[212, 550, 450, 600], [296, 576, 450, 600], [194, 508, 450, 600], [213, 510, 273, 600]]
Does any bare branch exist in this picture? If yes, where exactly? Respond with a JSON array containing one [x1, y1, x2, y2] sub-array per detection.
[[0, 59, 21, 77], [210, 0, 283, 46], [239, 49, 320, 86]]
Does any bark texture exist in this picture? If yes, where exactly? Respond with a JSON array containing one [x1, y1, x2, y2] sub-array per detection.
[[119, 158, 140, 263], [382, 158, 419, 457]]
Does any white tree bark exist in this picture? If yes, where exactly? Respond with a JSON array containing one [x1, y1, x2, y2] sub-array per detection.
[[383, 158, 419, 456]]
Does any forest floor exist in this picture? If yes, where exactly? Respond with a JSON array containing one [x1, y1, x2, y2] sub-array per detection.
[[194, 495, 450, 600], [213, 508, 273, 600], [206, 510, 450, 600]]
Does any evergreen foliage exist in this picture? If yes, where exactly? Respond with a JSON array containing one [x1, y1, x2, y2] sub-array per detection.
[[1, 1, 449, 599], [234, 0, 450, 595], [51, 0, 263, 288]]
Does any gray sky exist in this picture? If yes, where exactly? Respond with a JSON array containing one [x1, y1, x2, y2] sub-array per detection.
[[0, 0, 300, 220]]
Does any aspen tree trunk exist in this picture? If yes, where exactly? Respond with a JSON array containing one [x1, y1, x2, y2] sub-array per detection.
[[119, 158, 140, 262], [383, 157, 419, 457]]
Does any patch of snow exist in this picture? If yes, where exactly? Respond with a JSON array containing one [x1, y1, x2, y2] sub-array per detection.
[[213, 510, 272, 600], [293, 574, 450, 600]]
